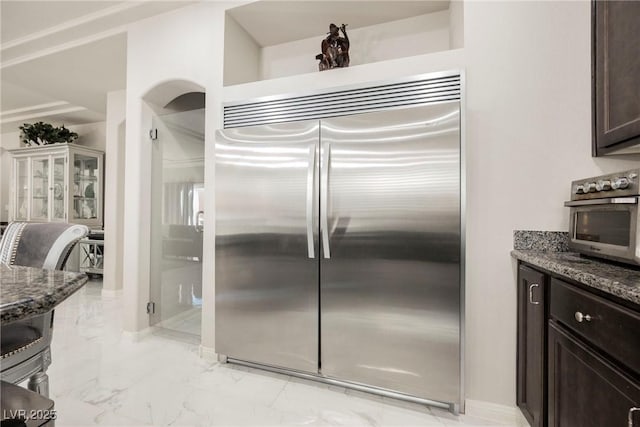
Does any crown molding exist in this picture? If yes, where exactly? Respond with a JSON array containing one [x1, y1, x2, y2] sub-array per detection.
[[1, 2, 139, 51], [0, 101, 70, 117], [1, 106, 88, 125], [0, 27, 127, 69]]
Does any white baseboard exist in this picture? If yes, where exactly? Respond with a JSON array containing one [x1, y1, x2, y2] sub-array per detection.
[[465, 399, 530, 426], [101, 288, 122, 298], [517, 411, 531, 427], [199, 345, 218, 363]]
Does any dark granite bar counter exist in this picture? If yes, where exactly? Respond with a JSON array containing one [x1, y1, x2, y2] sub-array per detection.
[[0, 264, 88, 324], [511, 250, 640, 306]]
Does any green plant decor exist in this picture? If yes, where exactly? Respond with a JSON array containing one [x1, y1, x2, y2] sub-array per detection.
[[19, 122, 79, 146]]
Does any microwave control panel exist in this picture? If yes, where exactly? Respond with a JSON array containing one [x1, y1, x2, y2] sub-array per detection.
[[570, 168, 640, 200]]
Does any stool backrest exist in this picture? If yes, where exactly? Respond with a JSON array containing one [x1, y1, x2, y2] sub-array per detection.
[[0, 222, 89, 270]]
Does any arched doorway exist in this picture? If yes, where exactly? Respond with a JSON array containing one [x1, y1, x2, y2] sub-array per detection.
[[144, 81, 205, 339]]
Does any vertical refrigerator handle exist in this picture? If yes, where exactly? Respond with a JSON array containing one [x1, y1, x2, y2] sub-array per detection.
[[321, 143, 331, 259], [306, 145, 316, 258]]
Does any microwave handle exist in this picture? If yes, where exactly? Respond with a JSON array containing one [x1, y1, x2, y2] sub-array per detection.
[[564, 197, 638, 207]]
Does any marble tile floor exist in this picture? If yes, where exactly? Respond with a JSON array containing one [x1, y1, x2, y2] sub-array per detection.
[[156, 307, 202, 338], [43, 280, 516, 427]]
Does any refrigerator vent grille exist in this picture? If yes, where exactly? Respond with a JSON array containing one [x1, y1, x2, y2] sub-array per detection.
[[223, 74, 461, 128]]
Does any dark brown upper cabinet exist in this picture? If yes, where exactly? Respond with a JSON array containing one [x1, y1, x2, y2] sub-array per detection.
[[593, 0, 640, 156]]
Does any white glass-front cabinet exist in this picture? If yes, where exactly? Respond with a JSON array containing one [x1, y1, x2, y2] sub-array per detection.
[[9, 143, 104, 227]]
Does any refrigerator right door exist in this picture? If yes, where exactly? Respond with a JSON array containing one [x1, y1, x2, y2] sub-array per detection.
[[320, 102, 461, 404]]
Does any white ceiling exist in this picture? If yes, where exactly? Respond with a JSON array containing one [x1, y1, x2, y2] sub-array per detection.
[[227, 1, 450, 47], [0, 0, 195, 133]]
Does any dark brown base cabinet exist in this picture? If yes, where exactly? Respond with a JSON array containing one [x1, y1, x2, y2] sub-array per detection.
[[548, 322, 640, 427], [517, 262, 640, 427], [517, 265, 547, 427]]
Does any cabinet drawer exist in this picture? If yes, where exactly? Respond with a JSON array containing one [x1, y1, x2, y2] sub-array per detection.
[[549, 278, 640, 375]]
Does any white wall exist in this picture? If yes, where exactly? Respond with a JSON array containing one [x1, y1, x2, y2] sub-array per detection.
[[462, 1, 639, 406], [72, 122, 106, 151], [260, 11, 451, 81], [122, 0, 640, 410], [103, 90, 126, 294], [223, 48, 464, 103], [449, 0, 464, 49], [223, 14, 261, 86], [123, 2, 224, 351]]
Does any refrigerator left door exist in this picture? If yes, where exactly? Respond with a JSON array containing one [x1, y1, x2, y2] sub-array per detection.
[[215, 120, 320, 374]]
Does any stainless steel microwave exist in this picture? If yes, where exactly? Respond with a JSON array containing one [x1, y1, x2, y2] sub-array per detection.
[[565, 169, 640, 266]]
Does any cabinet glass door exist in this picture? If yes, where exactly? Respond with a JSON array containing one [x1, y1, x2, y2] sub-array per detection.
[[31, 158, 49, 220], [73, 154, 99, 220], [52, 156, 66, 221], [15, 159, 29, 220]]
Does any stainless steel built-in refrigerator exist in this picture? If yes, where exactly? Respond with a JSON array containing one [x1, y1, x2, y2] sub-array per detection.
[[216, 94, 461, 409]]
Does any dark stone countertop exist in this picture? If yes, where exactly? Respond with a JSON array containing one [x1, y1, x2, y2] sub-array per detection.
[[513, 230, 569, 252], [511, 250, 640, 306], [0, 264, 88, 324]]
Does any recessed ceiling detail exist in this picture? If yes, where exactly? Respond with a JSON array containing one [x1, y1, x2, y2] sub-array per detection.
[[0, 1, 196, 132], [227, 0, 450, 47], [0, 101, 91, 128], [1, 1, 196, 67]]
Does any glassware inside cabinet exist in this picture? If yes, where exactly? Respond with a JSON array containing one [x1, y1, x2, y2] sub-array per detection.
[[16, 159, 28, 220], [53, 157, 65, 220], [73, 153, 98, 220], [31, 158, 49, 220]]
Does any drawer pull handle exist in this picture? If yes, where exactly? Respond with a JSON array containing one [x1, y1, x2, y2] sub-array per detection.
[[629, 407, 639, 427], [574, 311, 592, 323], [528, 283, 540, 305]]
